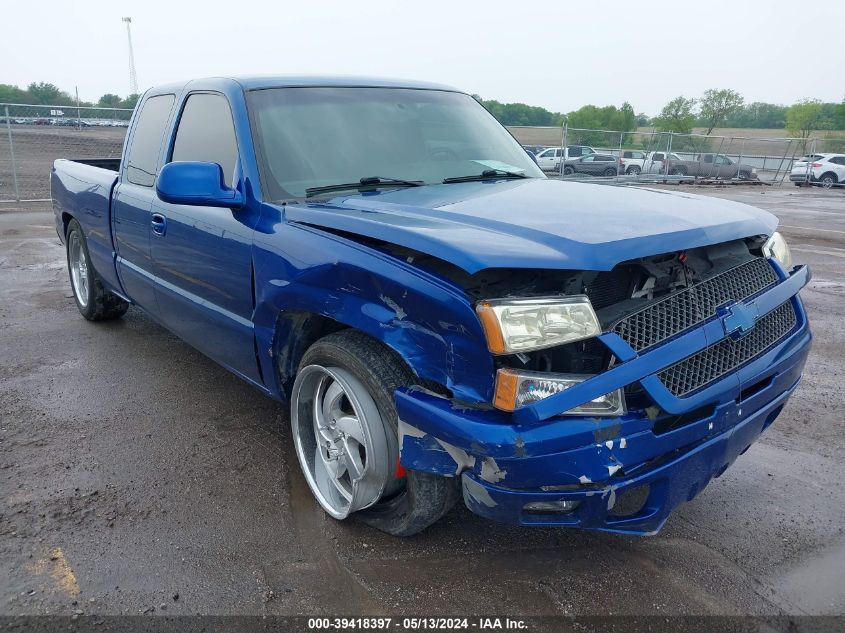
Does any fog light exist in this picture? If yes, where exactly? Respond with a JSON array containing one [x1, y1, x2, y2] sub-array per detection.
[[523, 499, 580, 514]]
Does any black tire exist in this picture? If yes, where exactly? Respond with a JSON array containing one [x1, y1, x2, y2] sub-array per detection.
[[819, 172, 838, 189], [602, 168, 617, 177], [562, 166, 574, 176], [296, 330, 460, 536], [738, 170, 751, 180], [626, 165, 641, 176], [65, 219, 129, 321]]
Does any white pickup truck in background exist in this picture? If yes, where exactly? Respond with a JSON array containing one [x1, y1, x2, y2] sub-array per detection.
[[535, 145, 596, 172], [619, 150, 647, 175], [644, 151, 684, 175]]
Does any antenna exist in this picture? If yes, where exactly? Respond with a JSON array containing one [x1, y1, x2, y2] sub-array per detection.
[[122, 17, 139, 95]]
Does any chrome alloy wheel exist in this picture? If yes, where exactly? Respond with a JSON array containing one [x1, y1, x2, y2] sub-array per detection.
[[291, 365, 392, 519], [68, 231, 89, 307]]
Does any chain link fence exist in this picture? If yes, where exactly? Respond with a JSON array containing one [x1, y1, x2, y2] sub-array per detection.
[[510, 125, 845, 188], [3, 102, 845, 202], [1, 103, 131, 202]]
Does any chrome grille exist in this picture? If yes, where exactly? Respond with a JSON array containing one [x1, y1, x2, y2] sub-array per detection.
[[612, 258, 778, 352], [658, 301, 797, 397]]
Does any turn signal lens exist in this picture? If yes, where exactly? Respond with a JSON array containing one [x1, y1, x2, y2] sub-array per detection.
[[494, 368, 625, 416]]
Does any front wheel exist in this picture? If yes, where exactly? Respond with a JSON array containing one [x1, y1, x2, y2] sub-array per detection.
[[602, 168, 617, 177], [290, 330, 460, 536], [626, 165, 641, 176], [66, 219, 128, 321]]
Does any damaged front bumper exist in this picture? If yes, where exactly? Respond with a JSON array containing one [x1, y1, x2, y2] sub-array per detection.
[[396, 264, 812, 534]]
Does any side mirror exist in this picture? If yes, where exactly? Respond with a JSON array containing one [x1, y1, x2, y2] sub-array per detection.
[[156, 161, 244, 208]]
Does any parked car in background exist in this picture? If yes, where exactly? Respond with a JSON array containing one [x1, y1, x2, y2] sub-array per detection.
[[790, 154, 845, 188], [666, 153, 756, 180], [561, 153, 621, 177], [619, 150, 647, 175], [644, 151, 683, 174], [535, 145, 596, 171]]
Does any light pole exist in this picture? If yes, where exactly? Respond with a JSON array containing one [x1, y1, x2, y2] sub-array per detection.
[[122, 17, 139, 95]]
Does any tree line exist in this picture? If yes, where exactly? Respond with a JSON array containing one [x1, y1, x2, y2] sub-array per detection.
[[3, 81, 843, 141], [479, 89, 845, 140], [0, 82, 139, 110]]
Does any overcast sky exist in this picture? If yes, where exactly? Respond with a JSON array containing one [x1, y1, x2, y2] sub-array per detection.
[[2, 0, 840, 114]]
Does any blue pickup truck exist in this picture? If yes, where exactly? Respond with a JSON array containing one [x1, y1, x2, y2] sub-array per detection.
[[51, 76, 811, 536]]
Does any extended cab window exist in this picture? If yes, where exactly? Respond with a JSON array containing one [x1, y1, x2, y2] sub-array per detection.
[[125, 94, 175, 187], [171, 93, 238, 188]]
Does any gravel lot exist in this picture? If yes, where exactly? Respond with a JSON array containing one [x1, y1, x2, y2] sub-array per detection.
[[0, 125, 126, 201], [0, 185, 843, 626]]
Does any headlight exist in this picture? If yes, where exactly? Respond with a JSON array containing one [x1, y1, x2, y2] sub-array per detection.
[[494, 369, 625, 416], [763, 231, 792, 271], [476, 295, 601, 354]]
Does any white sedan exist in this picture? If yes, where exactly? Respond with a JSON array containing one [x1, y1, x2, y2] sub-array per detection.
[[790, 153, 845, 188]]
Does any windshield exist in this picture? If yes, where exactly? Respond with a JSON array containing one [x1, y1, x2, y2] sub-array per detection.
[[247, 87, 544, 199]]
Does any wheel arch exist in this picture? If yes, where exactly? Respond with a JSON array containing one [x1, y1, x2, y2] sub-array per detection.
[[819, 171, 838, 182], [253, 263, 494, 406], [61, 212, 75, 237], [271, 310, 348, 399]]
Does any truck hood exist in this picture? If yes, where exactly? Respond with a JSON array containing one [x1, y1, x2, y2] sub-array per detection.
[[283, 179, 777, 273]]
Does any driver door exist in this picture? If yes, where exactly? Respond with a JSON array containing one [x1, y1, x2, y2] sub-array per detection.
[[149, 92, 260, 382]]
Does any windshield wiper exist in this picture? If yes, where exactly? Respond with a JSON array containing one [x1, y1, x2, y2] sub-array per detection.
[[305, 176, 423, 198], [442, 169, 528, 184]]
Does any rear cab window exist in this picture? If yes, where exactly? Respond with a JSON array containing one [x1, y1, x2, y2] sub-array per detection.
[[125, 94, 176, 186]]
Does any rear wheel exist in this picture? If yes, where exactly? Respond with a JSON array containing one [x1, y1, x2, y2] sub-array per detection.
[[819, 172, 838, 189], [66, 219, 129, 321], [670, 166, 687, 176], [290, 330, 460, 536], [602, 168, 617, 177], [626, 165, 641, 176], [563, 166, 574, 176]]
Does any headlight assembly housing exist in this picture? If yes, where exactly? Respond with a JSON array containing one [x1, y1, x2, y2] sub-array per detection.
[[476, 295, 601, 355], [763, 231, 793, 271]]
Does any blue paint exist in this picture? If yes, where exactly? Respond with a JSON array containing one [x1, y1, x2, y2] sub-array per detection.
[[50, 75, 812, 534], [721, 302, 760, 338]]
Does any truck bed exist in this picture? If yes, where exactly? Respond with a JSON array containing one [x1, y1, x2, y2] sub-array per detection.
[[51, 158, 122, 293]]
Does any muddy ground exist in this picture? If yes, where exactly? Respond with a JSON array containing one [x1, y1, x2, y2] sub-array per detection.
[[0, 186, 843, 624]]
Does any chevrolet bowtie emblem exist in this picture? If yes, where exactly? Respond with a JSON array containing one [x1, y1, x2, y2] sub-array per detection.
[[722, 302, 759, 338]]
